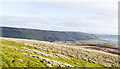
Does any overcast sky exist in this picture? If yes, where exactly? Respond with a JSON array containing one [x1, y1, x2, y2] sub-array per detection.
[[0, 0, 119, 35]]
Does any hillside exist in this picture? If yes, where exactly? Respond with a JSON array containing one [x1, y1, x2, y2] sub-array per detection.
[[0, 26, 118, 46], [0, 26, 97, 42], [74, 38, 118, 46], [97, 34, 118, 39], [54, 42, 119, 55], [0, 37, 119, 68]]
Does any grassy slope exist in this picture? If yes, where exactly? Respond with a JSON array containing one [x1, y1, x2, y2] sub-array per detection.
[[1, 39, 104, 67]]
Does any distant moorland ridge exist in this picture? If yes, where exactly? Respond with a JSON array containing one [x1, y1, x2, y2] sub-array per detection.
[[0, 26, 97, 42], [0, 26, 118, 42]]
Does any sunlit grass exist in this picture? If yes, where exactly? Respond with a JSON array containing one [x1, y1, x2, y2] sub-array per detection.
[[1, 39, 104, 67]]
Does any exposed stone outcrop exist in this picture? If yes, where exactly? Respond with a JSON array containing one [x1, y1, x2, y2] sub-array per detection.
[[21, 47, 71, 60], [21, 53, 74, 67]]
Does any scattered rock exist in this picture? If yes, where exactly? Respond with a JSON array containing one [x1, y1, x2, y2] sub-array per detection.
[[18, 59, 23, 62], [54, 53, 71, 60], [112, 64, 120, 67], [20, 53, 74, 67], [2, 38, 118, 67], [46, 64, 52, 67]]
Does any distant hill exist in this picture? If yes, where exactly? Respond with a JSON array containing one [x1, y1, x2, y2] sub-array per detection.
[[98, 35, 118, 39], [0, 26, 97, 42]]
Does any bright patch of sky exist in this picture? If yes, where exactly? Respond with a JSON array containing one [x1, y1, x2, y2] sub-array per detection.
[[0, 0, 119, 35]]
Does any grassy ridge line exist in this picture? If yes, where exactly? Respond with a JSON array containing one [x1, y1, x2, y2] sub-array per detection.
[[1, 38, 104, 67], [0, 37, 119, 67]]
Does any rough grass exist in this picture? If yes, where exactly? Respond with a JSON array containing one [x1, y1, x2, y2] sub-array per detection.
[[1, 39, 104, 67]]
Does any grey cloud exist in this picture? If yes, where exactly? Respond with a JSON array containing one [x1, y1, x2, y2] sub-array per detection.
[[1, 15, 118, 35], [1, 2, 118, 35]]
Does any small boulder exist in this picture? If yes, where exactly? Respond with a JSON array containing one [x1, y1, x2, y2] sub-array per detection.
[[18, 59, 23, 62], [46, 64, 52, 67]]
